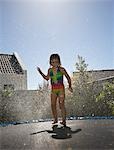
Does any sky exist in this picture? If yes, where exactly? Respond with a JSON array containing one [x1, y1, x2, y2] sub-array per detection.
[[0, 0, 114, 90]]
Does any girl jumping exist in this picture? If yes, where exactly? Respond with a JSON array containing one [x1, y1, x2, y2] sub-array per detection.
[[37, 53, 73, 126]]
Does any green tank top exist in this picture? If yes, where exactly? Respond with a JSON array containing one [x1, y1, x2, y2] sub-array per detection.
[[49, 67, 63, 85]]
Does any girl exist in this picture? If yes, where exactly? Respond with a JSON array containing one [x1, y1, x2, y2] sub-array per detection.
[[37, 53, 73, 126]]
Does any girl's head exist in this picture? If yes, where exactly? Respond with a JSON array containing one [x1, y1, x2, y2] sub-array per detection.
[[49, 54, 61, 67]]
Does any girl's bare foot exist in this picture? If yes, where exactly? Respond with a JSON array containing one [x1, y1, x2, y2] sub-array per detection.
[[60, 121, 66, 126], [52, 120, 58, 124]]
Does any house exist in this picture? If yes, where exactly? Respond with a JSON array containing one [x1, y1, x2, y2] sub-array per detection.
[[72, 69, 114, 83], [0, 52, 27, 90]]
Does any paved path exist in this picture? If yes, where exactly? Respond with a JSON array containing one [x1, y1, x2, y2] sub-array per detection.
[[0, 120, 114, 150]]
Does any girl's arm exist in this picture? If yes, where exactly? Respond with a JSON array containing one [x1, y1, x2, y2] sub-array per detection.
[[37, 67, 50, 81], [60, 67, 73, 92]]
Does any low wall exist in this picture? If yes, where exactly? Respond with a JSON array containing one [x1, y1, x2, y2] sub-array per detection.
[[0, 90, 51, 122]]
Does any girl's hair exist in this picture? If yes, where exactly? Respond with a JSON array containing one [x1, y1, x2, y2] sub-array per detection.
[[49, 54, 61, 65]]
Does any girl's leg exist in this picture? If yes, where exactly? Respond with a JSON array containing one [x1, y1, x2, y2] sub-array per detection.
[[59, 94, 66, 125], [51, 93, 58, 123]]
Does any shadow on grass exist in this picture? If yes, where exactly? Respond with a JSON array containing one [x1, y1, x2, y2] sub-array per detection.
[[30, 125, 82, 139]]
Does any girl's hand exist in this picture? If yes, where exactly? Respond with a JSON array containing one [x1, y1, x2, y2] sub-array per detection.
[[68, 87, 73, 93]]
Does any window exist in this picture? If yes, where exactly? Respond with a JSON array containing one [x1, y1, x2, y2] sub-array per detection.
[[4, 84, 14, 91]]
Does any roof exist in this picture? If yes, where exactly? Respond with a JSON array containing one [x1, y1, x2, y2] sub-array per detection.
[[87, 69, 114, 72], [73, 69, 114, 74], [94, 75, 114, 83], [0, 53, 26, 74]]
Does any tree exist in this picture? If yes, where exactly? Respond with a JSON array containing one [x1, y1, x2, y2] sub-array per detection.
[[67, 55, 97, 116], [96, 81, 114, 116], [0, 88, 14, 122], [36, 80, 51, 119], [66, 55, 114, 117]]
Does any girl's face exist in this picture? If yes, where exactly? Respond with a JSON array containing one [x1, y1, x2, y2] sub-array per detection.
[[51, 58, 60, 67]]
